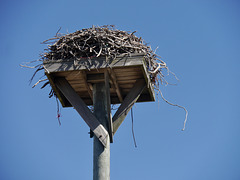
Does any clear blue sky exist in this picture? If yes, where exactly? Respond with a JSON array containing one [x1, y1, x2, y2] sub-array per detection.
[[1, 0, 239, 179]]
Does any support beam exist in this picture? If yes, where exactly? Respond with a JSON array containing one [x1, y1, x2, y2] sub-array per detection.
[[55, 78, 108, 147], [112, 79, 146, 135], [93, 83, 110, 180], [108, 69, 123, 102], [104, 70, 113, 143], [81, 71, 93, 101]]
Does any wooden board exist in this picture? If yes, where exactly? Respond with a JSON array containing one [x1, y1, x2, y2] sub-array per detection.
[[55, 78, 109, 147], [43, 54, 155, 107], [112, 79, 146, 135]]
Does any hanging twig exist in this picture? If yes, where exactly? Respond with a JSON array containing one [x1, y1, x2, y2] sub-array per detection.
[[41, 81, 50, 89], [56, 97, 61, 126], [131, 108, 137, 148], [29, 67, 44, 84], [156, 88, 188, 131]]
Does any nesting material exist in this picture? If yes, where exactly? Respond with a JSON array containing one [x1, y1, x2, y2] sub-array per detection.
[[22, 25, 188, 130], [41, 25, 168, 87]]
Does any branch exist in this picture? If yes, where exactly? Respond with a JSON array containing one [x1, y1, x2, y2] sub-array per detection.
[[155, 88, 188, 131], [32, 78, 48, 88]]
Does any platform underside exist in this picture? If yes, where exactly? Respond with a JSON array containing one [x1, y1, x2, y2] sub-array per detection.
[[43, 54, 155, 107]]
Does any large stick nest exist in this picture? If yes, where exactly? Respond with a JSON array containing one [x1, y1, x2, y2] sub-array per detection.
[[22, 25, 188, 130], [23, 25, 175, 97], [41, 25, 169, 86]]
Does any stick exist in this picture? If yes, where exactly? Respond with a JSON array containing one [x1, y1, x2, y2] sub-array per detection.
[[156, 88, 188, 131], [32, 78, 48, 88]]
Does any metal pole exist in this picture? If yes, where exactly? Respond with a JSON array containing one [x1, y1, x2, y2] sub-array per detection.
[[93, 83, 110, 180]]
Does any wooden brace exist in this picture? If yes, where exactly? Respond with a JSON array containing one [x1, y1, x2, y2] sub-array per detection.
[[55, 78, 109, 147], [112, 79, 146, 135]]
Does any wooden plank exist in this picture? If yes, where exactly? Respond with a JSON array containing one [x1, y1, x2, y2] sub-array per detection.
[[78, 98, 93, 106], [66, 73, 83, 80], [81, 71, 93, 101], [117, 79, 137, 84], [113, 67, 142, 73], [121, 89, 134, 93], [118, 84, 134, 89], [114, 71, 142, 77], [67, 79, 85, 84], [104, 70, 113, 143], [117, 75, 144, 81], [53, 71, 72, 77], [112, 79, 146, 135], [68, 81, 85, 85], [141, 62, 155, 101], [70, 84, 87, 88], [69, 87, 87, 91], [109, 89, 116, 93], [108, 68, 123, 102], [44, 54, 156, 107], [109, 55, 144, 68], [87, 73, 105, 83], [43, 54, 144, 73], [74, 93, 90, 98], [54, 71, 82, 79], [86, 69, 105, 74], [55, 78, 108, 147]]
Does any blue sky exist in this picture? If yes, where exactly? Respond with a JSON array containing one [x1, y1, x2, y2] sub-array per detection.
[[1, 0, 240, 179]]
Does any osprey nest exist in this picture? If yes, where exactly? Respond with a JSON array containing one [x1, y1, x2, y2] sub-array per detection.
[[23, 25, 188, 130], [32, 25, 173, 90]]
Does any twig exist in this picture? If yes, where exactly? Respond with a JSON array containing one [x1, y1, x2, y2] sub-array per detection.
[[41, 81, 50, 89], [29, 67, 44, 84], [169, 70, 180, 81], [32, 78, 48, 88], [56, 96, 61, 126], [41, 37, 60, 44], [20, 64, 40, 69], [156, 88, 188, 131], [96, 45, 102, 57], [131, 108, 137, 148], [56, 27, 62, 37]]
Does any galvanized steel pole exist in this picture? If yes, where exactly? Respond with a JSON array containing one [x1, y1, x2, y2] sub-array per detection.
[[93, 83, 110, 180]]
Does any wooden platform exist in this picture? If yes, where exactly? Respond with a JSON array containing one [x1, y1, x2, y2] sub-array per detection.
[[43, 54, 155, 107]]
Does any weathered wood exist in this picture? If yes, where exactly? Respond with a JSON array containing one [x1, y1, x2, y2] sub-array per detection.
[[81, 71, 93, 101], [55, 78, 108, 147], [93, 83, 110, 180], [141, 61, 155, 101], [104, 70, 113, 143], [113, 67, 142, 73], [114, 71, 141, 77], [87, 73, 105, 83], [112, 79, 146, 135], [43, 54, 144, 73], [108, 68, 123, 102], [44, 54, 155, 107]]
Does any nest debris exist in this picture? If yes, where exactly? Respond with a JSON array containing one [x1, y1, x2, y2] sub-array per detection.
[[21, 25, 188, 130]]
